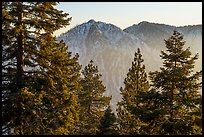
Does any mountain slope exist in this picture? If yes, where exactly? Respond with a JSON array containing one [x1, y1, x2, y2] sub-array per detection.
[[57, 20, 202, 110], [124, 21, 202, 71]]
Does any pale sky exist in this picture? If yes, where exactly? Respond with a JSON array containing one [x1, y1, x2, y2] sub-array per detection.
[[53, 2, 202, 37]]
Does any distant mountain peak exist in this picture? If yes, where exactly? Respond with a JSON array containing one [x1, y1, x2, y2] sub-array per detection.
[[57, 20, 202, 110], [138, 21, 149, 24], [135, 21, 176, 28], [87, 19, 96, 24]]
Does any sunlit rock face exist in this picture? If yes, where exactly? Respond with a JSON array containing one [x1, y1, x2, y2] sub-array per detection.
[[57, 20, 202, 110]]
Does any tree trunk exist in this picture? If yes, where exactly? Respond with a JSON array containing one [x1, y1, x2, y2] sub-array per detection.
[[15, 2, 24, 134]]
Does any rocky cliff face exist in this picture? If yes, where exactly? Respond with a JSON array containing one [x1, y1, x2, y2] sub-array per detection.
[[57, 20, 202, 110]]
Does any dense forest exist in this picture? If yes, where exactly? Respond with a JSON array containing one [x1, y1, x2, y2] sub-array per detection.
[[2, 2, 202, 135]]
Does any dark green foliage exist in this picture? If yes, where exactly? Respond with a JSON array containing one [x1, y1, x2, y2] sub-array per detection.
[[128, 89, 171, 134], [77, 60, 111, 135], [116, 48, 150, 135], [2, 2, 201, 135], [119, 48, 150, 107], [2, 2, 81, 135], [149, 30, 202, 135], [97, 106, 117, 135]]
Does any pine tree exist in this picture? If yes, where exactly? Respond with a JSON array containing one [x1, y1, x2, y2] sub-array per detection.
[[77, 60, 111, 135], [13, 34, 81, 135], [116, 48, 150, 135], [128, 88, 172, 135], [97, 105, 117, 135], [2, 2, 71, 90], [149, 30, 202, 135], [2, 2, 81, 135]]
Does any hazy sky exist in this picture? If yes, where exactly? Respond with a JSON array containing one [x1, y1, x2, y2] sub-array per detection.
[[54, 2, 202, 37]]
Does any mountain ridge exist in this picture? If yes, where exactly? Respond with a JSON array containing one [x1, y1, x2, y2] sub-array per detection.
[[59, 19, 202, 38], [57, 19, 202, 111]]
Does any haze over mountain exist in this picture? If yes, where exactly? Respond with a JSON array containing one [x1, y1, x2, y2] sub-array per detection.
[[124, 21, 202, 70], [57, 19, 202, 110]]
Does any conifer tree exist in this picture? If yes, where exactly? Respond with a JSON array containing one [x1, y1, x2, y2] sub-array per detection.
[[77, 60, 111, 135], [2, 2, 81, 135], [2, 2, 71, 90], [97, 105, 117, 135], [116, 48, 150, 135], [13, 34, 81, 135], [149, 30, 202, 135]]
